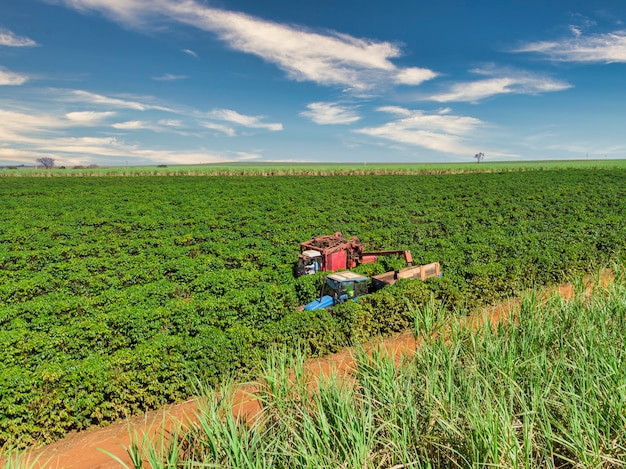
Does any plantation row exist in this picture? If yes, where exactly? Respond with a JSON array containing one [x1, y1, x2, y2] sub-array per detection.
[[1, 169, 625, 447]]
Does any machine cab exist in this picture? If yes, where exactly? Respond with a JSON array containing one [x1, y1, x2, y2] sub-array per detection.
[[297, 250, 323, 276], [326, 271, 369, 302], [304, 271, 369, 310]]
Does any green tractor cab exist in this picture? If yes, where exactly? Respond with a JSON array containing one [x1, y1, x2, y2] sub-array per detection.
[[300, 262, 441, 311], [303, 271, 369, 311]]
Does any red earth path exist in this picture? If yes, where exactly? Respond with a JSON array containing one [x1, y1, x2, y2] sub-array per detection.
[[14, 274, 611, 469]]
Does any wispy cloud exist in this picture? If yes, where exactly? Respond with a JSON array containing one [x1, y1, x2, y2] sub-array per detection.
[[233, 151, 262, 161], [66, 110, 116, 123], [130, 149, 250, 165], [0, 67, 29, 85], [202, 121, 236, 137], [111, 120, 148, 130], [63, 89, 173, 111], [514, 29, 626, 63], [376, 106, 412, 117], [425, 67, 571, 103], [56, 0, 437, 91], [35, 135, 234, 164], [207, 108, 283, 131], [394, 67, 437, 85], [182, 48, 198, 58], [355, 106, 483, 154], [0, 108, 132, 151], [59, 90, 282, 132], [151, 73, 187, 81], [546, 142, 626, 156], [0, 108, 70, 142], [0, 106, 240, 166], [301, 102, 361, 125], [158, 119, 182, 127], [0, 96, 280, 165], [110, 119, 200, 135], [0, 29, 37, 47]]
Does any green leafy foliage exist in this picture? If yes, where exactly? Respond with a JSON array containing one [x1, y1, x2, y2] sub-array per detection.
[[1, 169, 625, 447]]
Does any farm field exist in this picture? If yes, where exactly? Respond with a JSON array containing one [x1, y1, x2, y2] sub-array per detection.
[[1, 168, 626, 448], [13, 269, 625, 468]]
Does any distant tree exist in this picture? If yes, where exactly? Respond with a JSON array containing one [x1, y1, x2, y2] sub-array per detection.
[[36, 157, 55, 168], [474, 152, 484, 163]]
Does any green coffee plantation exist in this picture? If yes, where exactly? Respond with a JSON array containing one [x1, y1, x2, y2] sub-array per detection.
[[1, 168, 625, 447]]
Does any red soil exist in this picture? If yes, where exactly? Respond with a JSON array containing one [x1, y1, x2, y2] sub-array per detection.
[[14, 272, 613, 469]]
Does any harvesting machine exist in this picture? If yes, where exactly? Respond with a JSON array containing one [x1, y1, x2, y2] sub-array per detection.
[[296, 232, 413, 276], [301, 262, 442, 311]]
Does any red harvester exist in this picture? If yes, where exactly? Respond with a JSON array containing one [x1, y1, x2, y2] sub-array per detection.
[[296, 232, 413, 276]]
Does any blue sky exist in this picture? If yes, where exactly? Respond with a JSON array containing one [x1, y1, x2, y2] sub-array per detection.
[[2, 0, 626, 166]]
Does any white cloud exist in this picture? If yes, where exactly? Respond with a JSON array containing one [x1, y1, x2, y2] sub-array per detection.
[[426, 68, 571, 103], [158, 119, 182, 127], [111, 120, 147, 129], [0, 108, 70, 142], [0, 67, 29, 85], [64, 89, 173, 111], [358, 126, 473, 154], [355, 107, 483, 155], [202, 121, 236, 137], [264, 158, 314, 163], [59, 91, 282, 133], [0, 107, 121, 161], [376, 106, 481, 134], [0, 147, 54, 161], [130, 150, 233, 165], [376, 106, 412, 117], [233, 151, 262, 161], [111, 119, 194, 134], [183, 48, 198, 58], [56, 0, 437, 91], [1, 86, 282, 166], [66, 110, 116, 123], [546, 142, 626, 156], [0, 104, 262, 166], [207, 108, 283, 131], [151, 73, 187, 81], [515, 30, 626, 63], [0, 108, 125, 151], [0, 29, 37, 47], [394, 67, 438, 85], [35, 135, 233, 164], [0, 105, 239, 166], [569, 25, 583, 38], [38, 136, 127, 155], [300, 102, 361, 125]]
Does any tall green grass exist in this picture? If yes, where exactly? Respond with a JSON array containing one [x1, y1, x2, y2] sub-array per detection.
[[111, 266, 626, 468], [0, 452, 45, 469]]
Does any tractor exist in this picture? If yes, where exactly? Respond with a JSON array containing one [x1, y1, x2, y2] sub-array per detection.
[[303, 271, 369, 311], [302, 262, 441, 311]]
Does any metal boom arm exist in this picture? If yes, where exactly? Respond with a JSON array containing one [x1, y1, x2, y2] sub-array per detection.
[[361, 250, 413, 266]]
